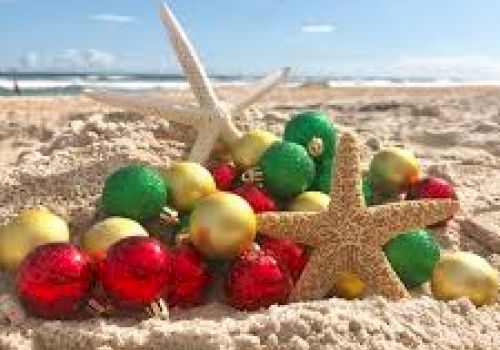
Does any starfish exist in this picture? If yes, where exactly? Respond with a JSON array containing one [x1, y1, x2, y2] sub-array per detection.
[[86, 3, 290, 163], [257, 132, 460, 302]]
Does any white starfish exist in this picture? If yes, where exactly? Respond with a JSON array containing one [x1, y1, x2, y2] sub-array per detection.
[[87, 3, 290, 163]]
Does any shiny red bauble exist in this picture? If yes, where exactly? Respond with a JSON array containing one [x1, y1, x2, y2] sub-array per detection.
[[233, 183, 277, 213], [225, 249, 292, 311], [260, 236, 308, 281], [166, 244, 212, 308], [98, 236, 171, 309], [209, 163, 238, 191], [16, 243, 93, 319], [407, 176, 456, 200]]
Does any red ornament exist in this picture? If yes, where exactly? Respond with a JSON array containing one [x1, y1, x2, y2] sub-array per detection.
[[260, 236, 308, 281], [233, 183, 277, 213], [16, 243, 93, 319], [209, 163, 238, 191], [408, 176, 456, 200], [98, 236, 171, 310], [166, 244, 212, 308], [225, 249, 292, 311]]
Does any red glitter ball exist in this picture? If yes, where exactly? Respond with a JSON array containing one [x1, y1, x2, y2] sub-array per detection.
[[408, 176, 456, 200], [209, 163, 238, 191], [233, 183, 277, 213], [166, 244, 212, 308], [225, 249, 292, 311], [16, 243, 93, 319], [260, 236, 308, 281], [98, 236, 171, 309]]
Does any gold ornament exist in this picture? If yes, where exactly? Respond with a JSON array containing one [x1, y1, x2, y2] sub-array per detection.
[[289, 191, 330, 212], [190, 192, 256, 258], [0, 207, 70, 271], [431, 251, 498, 306], [82, 217, 148, 261], [163, 162, 216, 212], [231, 130, 278, 170], [331, 272, 366, 300]]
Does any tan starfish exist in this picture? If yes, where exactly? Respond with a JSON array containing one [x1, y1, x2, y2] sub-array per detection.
[[257, 132, 460, 301], [86, 3, 290, 163]]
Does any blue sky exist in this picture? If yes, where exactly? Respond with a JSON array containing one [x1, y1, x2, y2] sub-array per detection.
[[1, 0, 500, 78]]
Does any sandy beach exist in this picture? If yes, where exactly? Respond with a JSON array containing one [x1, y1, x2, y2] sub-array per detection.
[[1, 85, 500, 349]]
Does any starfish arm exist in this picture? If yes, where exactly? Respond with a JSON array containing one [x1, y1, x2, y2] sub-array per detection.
[[188, 126, 220, 163], [367, 199, 460, 246], [160, 3, 219, 108], [85, 90, 202, 125], [289, 248, 341, 302], [257, 212, 319, 246], [231, 67, 291, 113], [359, 250, 409, 300], [328, 132, 365, 213]]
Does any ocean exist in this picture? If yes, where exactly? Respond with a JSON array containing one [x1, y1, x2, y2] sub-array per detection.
[[1, 72, 499, 96]]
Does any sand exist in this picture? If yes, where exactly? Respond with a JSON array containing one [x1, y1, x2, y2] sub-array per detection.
[[0, 85, 500, 349]]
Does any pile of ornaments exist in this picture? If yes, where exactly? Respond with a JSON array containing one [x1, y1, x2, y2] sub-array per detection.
[[0, 110, 498, 320]]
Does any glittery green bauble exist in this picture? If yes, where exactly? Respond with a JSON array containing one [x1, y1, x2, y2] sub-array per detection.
[[362, 177, 374, 206], [284, 110, 337, 160], [383, 229, 440, 288], [102, 164, 168, 222], [259, 141, 315, 198], [311, 158, 334, 194]]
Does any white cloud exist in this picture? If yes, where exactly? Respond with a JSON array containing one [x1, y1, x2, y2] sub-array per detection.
[[390, 55, 500, 78], [90, 13, 136, 24], [18, 49, 117, 71], [302, 23, 335, 33]]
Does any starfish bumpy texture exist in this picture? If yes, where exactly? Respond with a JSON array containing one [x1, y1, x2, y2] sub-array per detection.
[[257, 132, 460, 302], [87, 3, 290, 163]]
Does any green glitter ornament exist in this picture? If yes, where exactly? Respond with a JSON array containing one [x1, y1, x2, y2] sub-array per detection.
[[362, 177, 375, 206], [259, 141, 315, 198], [284, 110, 337, 195], [102, 164, 168, 222], [383, 229, 440, 288]]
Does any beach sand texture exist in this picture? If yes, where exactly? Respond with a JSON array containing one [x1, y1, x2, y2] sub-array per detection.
[[0, 85, 500, 349]]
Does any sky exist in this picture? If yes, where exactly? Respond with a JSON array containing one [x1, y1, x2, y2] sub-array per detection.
[[1, 0, 500, 78]]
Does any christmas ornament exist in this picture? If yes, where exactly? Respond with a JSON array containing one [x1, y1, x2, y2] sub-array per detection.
[[431, 251, 498, 306], [362, 177, 375, 206], [408, 176, 456, 200], [260, 236, 308, 281], [166, 244, 212, 308], [368, 147, 421, 196], [190, 192, 256, 259], [233, 182, 277, 213], [225, 249, 292, 311], [259, 141, 315, 198], [163, 162, 216, 212], [87, 3, 289, 163], [383, 229, 440, 288], [209, 162, 238, 191], [257, 132, 459, 301], [102, 164, 168, 222], [82, 217, 149, 262], [99, 236, 171, 311], [231, 130, 278, 170], [16, 243, 93, 319], [284, 111, 337, 195], [0, 207, 70, 271], [289, 191, 329, 212], [331, 272, 366, 300]]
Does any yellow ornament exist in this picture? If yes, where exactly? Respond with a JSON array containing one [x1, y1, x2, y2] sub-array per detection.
[[368, 147, 421, 195], [190, 192, 256, 258], [0, 207, 70, 271], [431, 251, 498, 306], [82, 217, 148, 261], [231, 130, 278, 169], [163, 162, 216, 212], [331, 272, 366, 300], [289, 191, 330, 212]]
